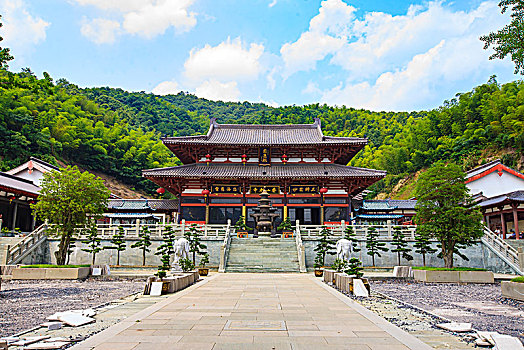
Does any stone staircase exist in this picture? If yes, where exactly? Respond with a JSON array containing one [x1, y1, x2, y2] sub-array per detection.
[[225, 236, 300, 273], [0, 237, 24, 264]]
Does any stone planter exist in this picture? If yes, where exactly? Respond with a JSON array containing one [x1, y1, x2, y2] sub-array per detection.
[[501, 281, 524, 301], [413, 270, 494, 283], [323, 269, 335, 284], [12, 267, 90, 280]]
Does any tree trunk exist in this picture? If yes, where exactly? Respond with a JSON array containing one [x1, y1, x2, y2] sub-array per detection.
[[92, 253, 96, 265], [397, 252, 401, 266], [372, 254, 375, 267], [142, 248, 146, 266], [55, 231, 71, 265], [117, 251, 120, 266], [443, 250, 454, 268], [422, 253, 426, 267]]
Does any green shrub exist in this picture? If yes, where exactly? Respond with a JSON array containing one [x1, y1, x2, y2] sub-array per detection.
[[510, 276, 524, 283]]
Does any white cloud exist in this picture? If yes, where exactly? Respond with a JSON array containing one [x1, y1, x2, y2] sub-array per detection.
[[152, 80, 180, 95], [280, 0, 355, 76], [80, 18, 120, 44], [284, 0, 514, 111], [0, 0, 49, 65], [184, 37, 264, 83], [73, 0, 197, 42], [195, 80, 240, 102], [268, 0, 277, 8]]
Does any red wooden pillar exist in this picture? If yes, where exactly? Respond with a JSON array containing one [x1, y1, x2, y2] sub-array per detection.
[[512, 204, 520, 240], [500, 208, 507, 239]]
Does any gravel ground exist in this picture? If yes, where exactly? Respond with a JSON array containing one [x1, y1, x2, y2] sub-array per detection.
[[371, 280, 524, 342], [0, 278, 144, 338]]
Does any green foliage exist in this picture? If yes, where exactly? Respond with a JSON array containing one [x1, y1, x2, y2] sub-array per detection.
[[480, 1, 524, 74], [104, 226, 127, 265], [234, 216, 250, 231], [200, 253, 209, 268], [414, 162, 483, 268], [81, 219, 102, 265], [344, 258, 364, 278], [314, 226, 336, 268], [179, 257, 195, 272], [331, 258, 348, 272], [277, 217, 293, 231], [365, 227, 388, 266], [154, 226, 176, 276], [184, 224, 207, 264], [412, 266, 487, 271], [511, 276, 524, 282], [131, 226, 152, 266], [391, 227, 413, 266], [66, 236, 76, 265], [344, 225, 361, 252], [32, 166, 109, 265], [413, 232, 437, 267]]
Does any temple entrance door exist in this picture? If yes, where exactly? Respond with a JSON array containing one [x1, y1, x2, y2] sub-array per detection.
[[289, 208, 320, 225]]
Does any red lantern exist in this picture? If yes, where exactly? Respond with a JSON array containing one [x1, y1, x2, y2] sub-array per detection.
[[156, 187, 165, 194], [8, 195, 16, 202], [282, 154, 288, 164], [319, 187, 328, 194], [205, 153, 212, 166], [241, 154, 247, 166], [497, 169, 503, 176], [202, 189, 210, 196]]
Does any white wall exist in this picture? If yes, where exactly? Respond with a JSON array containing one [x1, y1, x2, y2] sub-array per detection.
[[467, 170, 524, 198]]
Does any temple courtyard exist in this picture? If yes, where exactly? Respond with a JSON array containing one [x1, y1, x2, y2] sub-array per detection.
[[67, 273, 431, 350]]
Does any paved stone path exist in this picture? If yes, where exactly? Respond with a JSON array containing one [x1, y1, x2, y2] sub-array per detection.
[[72, 273, 431, 350]]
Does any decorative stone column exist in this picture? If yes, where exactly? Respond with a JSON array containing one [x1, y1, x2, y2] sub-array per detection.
[[512, 204, 520, 240]]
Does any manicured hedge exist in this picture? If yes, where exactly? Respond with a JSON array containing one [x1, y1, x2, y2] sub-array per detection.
[[412, 266, 487, 271]]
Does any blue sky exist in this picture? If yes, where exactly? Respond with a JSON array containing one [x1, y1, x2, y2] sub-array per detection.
[[0, 0, 519, 111]]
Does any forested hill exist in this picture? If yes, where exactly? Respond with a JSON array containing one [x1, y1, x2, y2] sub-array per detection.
[[1, 68, 523, 198]]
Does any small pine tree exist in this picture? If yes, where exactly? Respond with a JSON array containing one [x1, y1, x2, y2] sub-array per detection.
[[344, 257, 364, 278], [104, 226, 127, 265], [131, 226, 152, 266], [344, 225, 361, 252], [365, 227, 388, 266], [81, 220, 102, 265], [314, 226, 336, 268], [331, 258, 348, 272], [234, 216, 250, 232], [184, 224, 207, 265], [391, 226, 413, 266], [155, 226, 176, 275], [414, 232, 436, 266]]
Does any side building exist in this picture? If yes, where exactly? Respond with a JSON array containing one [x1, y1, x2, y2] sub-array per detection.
[[143, 118, 386, 226]]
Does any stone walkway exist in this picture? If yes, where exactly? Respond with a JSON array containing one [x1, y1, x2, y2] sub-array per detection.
[[72, 273, 431, 350]]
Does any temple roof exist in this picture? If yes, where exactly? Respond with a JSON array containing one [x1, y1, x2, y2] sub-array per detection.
[[143, 163, 386, 180], [0, 172, 40, 197], [163, 118, 367, 146], [478, 190, 524, 208], [107, 199, 178, 211]]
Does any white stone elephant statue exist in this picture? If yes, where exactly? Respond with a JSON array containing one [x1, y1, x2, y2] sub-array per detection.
[[171, 237, 190, 270], [336, 238, 352, 261]]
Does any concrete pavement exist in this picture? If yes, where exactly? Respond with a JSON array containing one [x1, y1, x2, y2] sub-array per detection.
[[72, 273, 432, 350]]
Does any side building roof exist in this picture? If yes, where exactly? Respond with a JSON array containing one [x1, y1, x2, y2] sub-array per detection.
[[0, 172, 40, 198]]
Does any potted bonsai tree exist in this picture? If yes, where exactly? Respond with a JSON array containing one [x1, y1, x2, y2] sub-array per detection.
[[277, 217, 294, 238], [314, 255, 324, 277], [179, 257, 195, 272], [234, 216, 250, 238], [198, 253, 209, 276]]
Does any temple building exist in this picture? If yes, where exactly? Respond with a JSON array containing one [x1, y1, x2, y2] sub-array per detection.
[[143, 118, 386, 226]]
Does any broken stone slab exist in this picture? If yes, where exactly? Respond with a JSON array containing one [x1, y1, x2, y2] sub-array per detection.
[[43, 338, 71, 343], [492, 334, 524, 350], [11, 336, 51, 346], [437, 322, 473, 332], [149, 282, 163, 296], [40, 322, 62, 330], [57, 313, 95, 327], [0, 337, 19, 344], [47, 309, 96, 321], [393, 266, 413, 278], [353, 279, 369, 297], [25, 342, 70, 349], [476, 331, 499, 346], [0, 340, 6, 350]]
